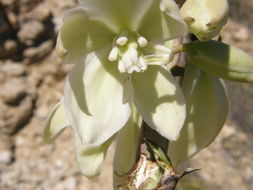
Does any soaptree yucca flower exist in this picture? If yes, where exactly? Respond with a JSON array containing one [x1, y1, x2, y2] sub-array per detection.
[[44, 0, 188, 178]]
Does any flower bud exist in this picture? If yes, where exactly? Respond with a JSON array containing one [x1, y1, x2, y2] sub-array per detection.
[[180, 0, 229, 40]]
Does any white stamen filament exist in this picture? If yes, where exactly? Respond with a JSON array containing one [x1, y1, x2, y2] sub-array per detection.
[[144, 53, 174, 65], [118, 60, 126, 73], [154, 44, 172, 53]]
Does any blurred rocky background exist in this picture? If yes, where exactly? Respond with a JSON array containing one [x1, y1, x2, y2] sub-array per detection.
[[0, 0, 252, 189]]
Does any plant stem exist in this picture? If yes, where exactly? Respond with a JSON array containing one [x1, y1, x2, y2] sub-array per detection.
[[175, 0, 186, 6], [142, 122, 169, 154]]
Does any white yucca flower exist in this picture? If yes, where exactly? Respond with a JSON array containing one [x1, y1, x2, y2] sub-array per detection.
[[44, 0, 188, 179]]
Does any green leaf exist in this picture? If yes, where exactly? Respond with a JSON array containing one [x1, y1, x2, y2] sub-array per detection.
[[184, 40, 253, 83]]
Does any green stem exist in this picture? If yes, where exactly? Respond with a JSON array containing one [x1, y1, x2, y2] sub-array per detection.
[[142, 122, 169, 154], [175, 0, 186, 6]]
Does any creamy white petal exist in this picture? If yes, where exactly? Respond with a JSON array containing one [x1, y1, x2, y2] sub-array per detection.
[[64, 48, 132, 146], [43, 100, 69, 143], [169, 65, 229, 166], [75, 134, 114, 178], [113, 106, 142, 175], [132, 66, 186, 141], [78, 0, 154, 32], [57, 7, 114, 64], [138, 0, 188, 42]]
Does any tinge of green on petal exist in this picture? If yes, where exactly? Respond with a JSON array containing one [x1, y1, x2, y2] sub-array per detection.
[[108, 30, 174, 74]]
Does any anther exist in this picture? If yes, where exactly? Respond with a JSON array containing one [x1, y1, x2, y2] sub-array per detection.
[[116, 37, 128, 46], [137, 36, 148, 47], [108, 47, 119, 61], [116, 30, 129, 46]]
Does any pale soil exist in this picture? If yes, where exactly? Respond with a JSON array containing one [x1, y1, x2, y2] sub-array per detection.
[[0, 0, 252, 190]]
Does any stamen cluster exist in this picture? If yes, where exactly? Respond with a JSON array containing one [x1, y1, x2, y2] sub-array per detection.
[[108, 30, 173, 74]]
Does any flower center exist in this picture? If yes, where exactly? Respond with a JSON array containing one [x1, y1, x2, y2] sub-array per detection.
[[108, 30, 174, 74]]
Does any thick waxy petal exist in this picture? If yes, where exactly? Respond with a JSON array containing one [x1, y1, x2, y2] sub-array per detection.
[[57, 7, 114, 64], [75, 134, 114, 178], [138, 0, 187, 42], [113, 106, 142, 175], [113, 110, 142, 189], [79, 0, 187, 41], [79, 0, 154, 33], [64, 48, 132, 146], [169, 65, 229, 166], [44, 100, 69, 143], [132, 66, 186, 141]]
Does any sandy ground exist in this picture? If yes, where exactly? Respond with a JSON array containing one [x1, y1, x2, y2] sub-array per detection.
[[0, 0, 252, 189]]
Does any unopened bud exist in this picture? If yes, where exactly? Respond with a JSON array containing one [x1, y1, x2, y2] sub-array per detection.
[[180, 0, 229, 40]]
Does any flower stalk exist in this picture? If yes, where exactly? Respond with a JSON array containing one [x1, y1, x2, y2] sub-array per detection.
[[117, 36, 190, 190]]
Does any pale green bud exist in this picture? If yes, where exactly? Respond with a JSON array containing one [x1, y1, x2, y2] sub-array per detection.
[[184, 40, 253, 83], [180, 0, 229, 40]]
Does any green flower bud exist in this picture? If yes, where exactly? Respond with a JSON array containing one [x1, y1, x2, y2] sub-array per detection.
[[180, 0, 229, 40], [184, 40, 253, 83]]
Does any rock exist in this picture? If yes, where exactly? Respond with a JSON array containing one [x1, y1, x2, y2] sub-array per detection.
[[17, 20, 45, 46], [0, 40, 18, 57], [0, 150, 13, 164], [0, 63, 26, 77], [3, 96, 34, 134], [18, 0, 40, 13], [0, 101, 8, 129], [0, 135, 14, 165], [0, 0, 15, 6], [23, 40, 54, 63], [4, 40, 17, 53], [0, 119, 5, 129], [222, 130, 248, 159], [54, 177, 77, 190], [233, 26, 250, 41], [0, 17, 10, 34], [6, 10, 18, 29], [29, 3, 51, 22], [0, 78, 27, 104]]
